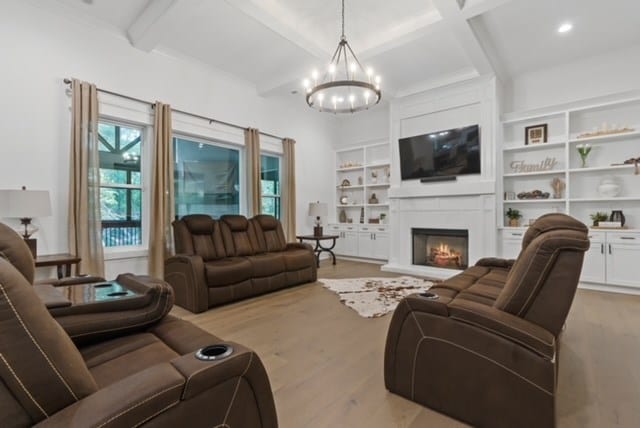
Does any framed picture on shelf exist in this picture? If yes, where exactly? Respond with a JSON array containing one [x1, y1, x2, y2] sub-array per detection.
[[524, 124, 548, 145]]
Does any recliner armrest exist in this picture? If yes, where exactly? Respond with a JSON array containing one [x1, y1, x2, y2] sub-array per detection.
[[286, 242, 313, 252], [36, 275, 105, 287], [34, 363, 185, 428], [164, 254, 209, 313], [475, 257, 516, 269], [448, 299, 555, 359]]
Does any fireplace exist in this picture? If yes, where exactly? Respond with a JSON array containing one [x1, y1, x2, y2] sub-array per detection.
[[412, 228, 469, 270]]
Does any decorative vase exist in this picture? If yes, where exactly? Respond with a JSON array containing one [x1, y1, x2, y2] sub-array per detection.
[[339, 209, 347, 223], [577, 144, 592, 168], [597, 176, 621, 197], [369, 193, 378, 204], [609, 210, 626, 227], [359, 207, 364, 224], [509, 218, 519, 227]]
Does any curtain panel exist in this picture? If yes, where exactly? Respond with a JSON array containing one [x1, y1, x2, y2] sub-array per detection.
[[282, 138, 296, 242], [245, 128, 261, 217], [68, 79, 105, 277], [148, 102, 175, 278]]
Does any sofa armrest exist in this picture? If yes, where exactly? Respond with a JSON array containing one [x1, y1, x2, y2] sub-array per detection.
[[475, 257, 516, 269], [286, 242, 313, 252], [35, 363, 185, 428], [448, 299, 555, 359], [44, 275, 105, 287], [164, 254, 209, 313]]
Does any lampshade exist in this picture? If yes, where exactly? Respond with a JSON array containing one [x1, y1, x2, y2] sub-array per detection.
[[0, 189, 52, 218], [308, 202, 328, 218]]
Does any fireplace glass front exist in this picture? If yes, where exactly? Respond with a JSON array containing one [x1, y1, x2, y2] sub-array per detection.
[[412, 228, 469, 270]]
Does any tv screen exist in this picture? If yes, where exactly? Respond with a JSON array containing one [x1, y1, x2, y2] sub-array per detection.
[[398, 125, 480, 180]]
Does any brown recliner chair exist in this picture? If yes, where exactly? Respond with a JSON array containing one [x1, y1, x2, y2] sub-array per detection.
[[165, 214, 316, 313], [384, 213, 590, 428], [0, 247, 278, 427]]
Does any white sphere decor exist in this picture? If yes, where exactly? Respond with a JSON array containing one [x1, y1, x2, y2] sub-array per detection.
[[597, 175, 621, 197]]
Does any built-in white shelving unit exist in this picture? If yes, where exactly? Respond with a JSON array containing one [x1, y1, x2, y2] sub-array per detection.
[[330, 141, 391, 261], [499, 94, 640, 293]]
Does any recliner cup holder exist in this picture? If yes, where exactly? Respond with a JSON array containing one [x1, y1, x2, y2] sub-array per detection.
[[107, 291, 129, 297], [195, 344, 234, 361], [419, 292, 439, 300]]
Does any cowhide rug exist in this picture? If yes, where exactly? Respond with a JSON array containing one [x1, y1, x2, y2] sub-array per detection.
[[319, 276, 435, 318]]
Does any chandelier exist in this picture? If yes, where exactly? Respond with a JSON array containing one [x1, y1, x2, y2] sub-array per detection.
[[303, 0, 381, 114]]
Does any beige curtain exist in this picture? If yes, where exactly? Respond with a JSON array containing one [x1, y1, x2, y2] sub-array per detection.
[[148, 102, 175, 278], [245, 128, 261, 216], [282, 138, 296, 242], [68, 79, 105, 277]]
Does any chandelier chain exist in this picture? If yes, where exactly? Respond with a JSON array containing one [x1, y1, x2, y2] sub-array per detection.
[[341, 0, 345, 37]]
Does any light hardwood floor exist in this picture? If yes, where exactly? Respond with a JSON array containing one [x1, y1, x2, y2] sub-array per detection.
[[171, 260, 640, 428]]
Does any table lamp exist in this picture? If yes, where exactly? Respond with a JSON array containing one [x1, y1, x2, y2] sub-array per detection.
[[0, 187, 52, 258], [308, 201, 328, 237]]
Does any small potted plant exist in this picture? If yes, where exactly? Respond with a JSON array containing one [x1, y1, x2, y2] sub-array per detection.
[[589, 212, 609, 227], [506, 208, 522, 227]]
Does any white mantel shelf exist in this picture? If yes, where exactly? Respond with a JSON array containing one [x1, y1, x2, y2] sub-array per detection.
[[388, 180, 496, 199]]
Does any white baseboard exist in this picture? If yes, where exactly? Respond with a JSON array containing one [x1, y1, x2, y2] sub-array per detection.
[[578, 282, 640, 296]]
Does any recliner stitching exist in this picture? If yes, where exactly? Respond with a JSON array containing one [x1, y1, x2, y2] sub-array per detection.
[[131, 400, 180, 428], [94, 383, 183, 428], [0, 283, 79, 401], [223, 352, 254, 425], [0, 353, 48, 418]]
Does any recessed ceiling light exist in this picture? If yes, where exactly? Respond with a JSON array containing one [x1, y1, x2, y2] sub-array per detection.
[[557, 22, 573, 34]]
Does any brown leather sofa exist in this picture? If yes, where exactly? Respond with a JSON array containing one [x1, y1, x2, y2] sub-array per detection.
[[0, 228, 278, 427], [165, 214, 317, 313], [384, 213, 590, 428]]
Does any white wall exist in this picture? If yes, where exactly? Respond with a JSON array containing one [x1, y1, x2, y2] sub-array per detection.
[[336, 104, 390, 148], [0, 0, 336, 277], [506, 44, 640, 113]]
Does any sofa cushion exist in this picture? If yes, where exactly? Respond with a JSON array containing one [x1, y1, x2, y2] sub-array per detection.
[[220, 215, 260, 257], [247, 253, 286, 278], [252, 215, 287, 252], [0, 258, 97, 423], [173, 215, 226, 261], [283, 248, 316, 271], [204, 257, 253, 287], [0, 222, 35, 284]]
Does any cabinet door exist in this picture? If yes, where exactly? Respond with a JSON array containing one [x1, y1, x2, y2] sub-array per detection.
[[333, 231, 346, 255], [580, 239, 606, 284], [371, 232, 389, 260], [343, 231, 359, 257], [358, 231, 374, 258], [606, 243, 640, 288], [500, 230, 524, 259]]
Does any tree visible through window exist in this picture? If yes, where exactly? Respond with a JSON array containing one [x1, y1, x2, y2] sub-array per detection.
[[98, 122, 143, 247], [261, 155, 280, 218]]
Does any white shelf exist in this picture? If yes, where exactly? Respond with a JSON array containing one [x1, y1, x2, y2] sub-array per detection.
[[337, 204, 364, 208], [568, 130, 640, 144], [366, 162, 390, 168], [503, 199, 566, 204], [337, 185, 364, 189], [503, 141, 566, 152], [336, 166, 364, 172], [569, 197, 640, 203], [366, 183, 391, 188], [366, 203, 389, 207], [503, 170, 565, 178], [568, 164, 637, 174]]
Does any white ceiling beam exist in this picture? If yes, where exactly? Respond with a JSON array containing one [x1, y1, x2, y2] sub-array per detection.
[[223, 0, 330, 59], [461, 0, 516, 19], [127, 0, 203, 52], [431, 0, 506, 81]]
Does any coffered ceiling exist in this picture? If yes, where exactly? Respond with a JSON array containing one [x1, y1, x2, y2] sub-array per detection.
[[45, 0, 640, 99]]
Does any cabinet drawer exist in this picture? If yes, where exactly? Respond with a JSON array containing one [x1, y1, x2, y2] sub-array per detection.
[[586, 231, 606, 243], [606, 232, 640, 244], [502, 230, 525, 240]]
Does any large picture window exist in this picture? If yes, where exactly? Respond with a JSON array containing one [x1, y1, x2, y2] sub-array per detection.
[[174, 137, 240, 219], [98, 122, 143, 247], [261, 154, 281, 219]]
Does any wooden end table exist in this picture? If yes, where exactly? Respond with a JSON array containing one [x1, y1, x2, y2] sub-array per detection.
[[296, 234, 339, 268], [35, 253, 81, 279]]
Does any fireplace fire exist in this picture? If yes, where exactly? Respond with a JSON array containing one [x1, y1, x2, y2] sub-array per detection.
[[412, 228, 469, 270]]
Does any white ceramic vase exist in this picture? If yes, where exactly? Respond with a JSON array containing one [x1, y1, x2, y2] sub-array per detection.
[[597, 176, 621, 197]]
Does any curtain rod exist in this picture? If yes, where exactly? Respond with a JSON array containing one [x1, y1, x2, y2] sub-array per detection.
[[63, 78, 285, 140]]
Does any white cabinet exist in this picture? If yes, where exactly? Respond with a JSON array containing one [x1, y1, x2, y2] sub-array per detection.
[[328, 224, 389, 260], [605, 233, 640, 288], [580, 232, 606, 283], [499, 229, 525, 259], [357, 225, 389, 260]]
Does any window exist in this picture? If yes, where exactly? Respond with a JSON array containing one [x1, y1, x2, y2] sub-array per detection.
[[174, 137, 240, 218], [98, 122, 143, 247], [261, 154, 281, 219]]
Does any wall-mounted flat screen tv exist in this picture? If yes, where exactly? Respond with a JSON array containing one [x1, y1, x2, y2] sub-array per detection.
[[398, 124, 480, 180]]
